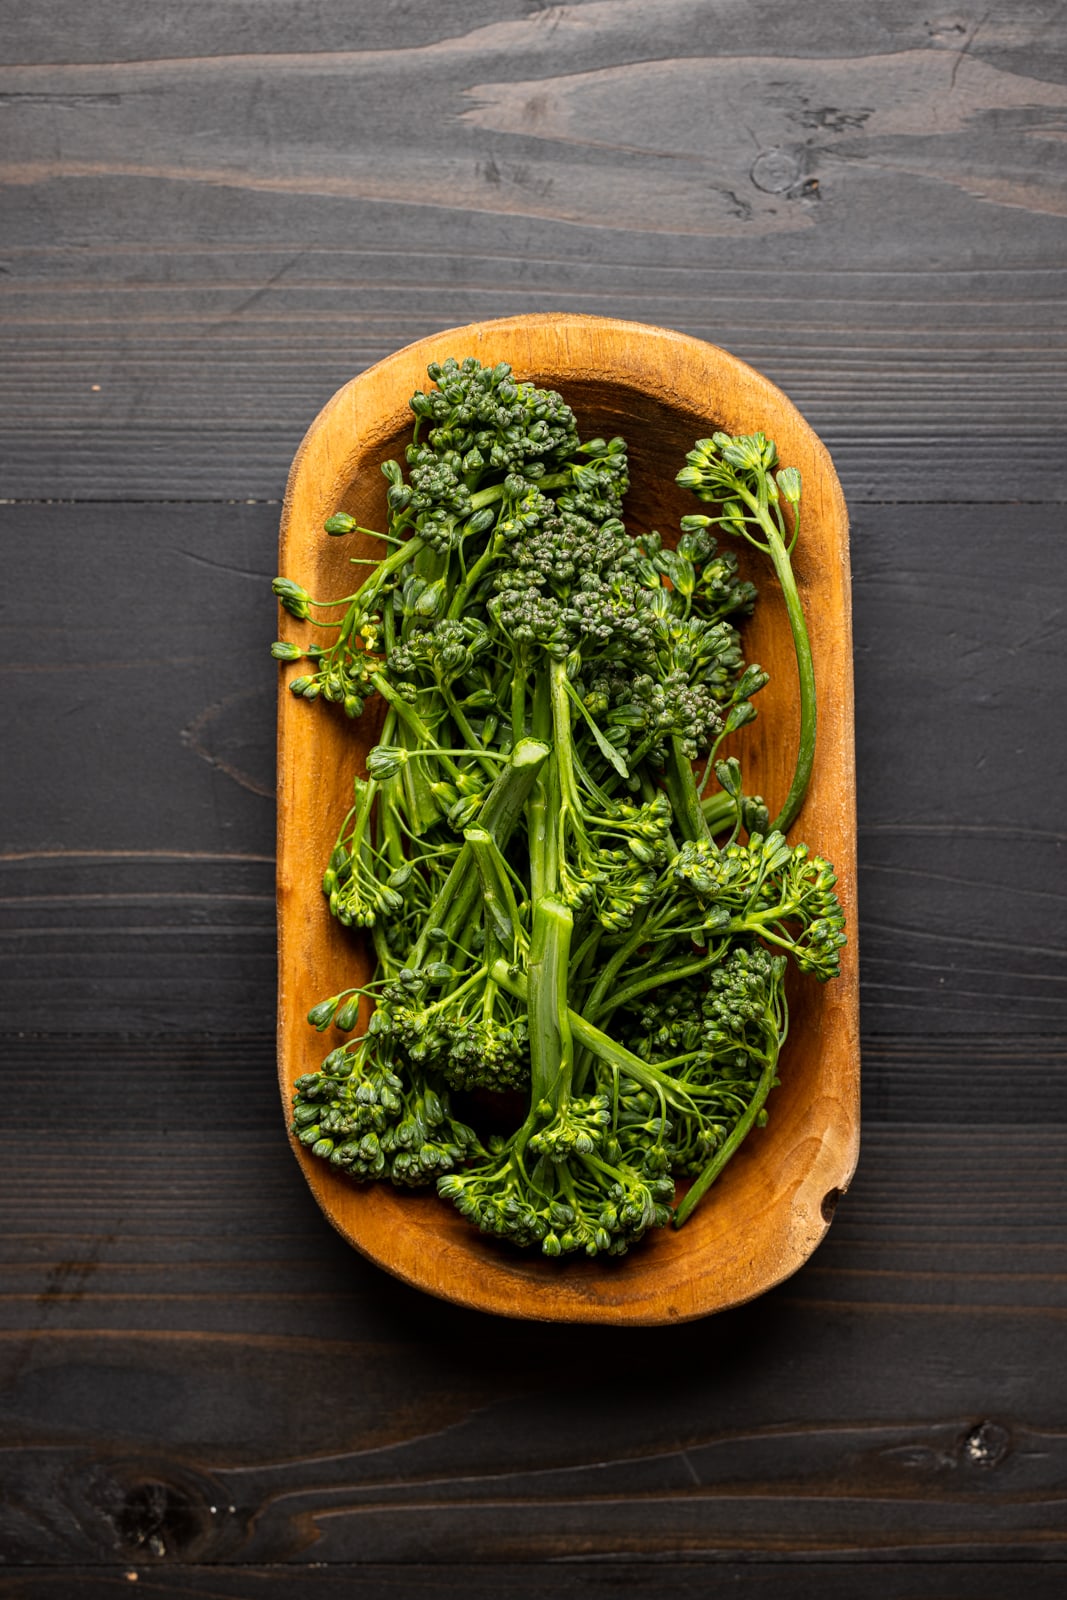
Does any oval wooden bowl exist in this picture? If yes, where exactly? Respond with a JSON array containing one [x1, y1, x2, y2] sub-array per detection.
[[277, 314, 859, 1324]]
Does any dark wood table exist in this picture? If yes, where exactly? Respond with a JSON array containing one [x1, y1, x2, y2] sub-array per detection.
[[2, 4, 1064, 1594]]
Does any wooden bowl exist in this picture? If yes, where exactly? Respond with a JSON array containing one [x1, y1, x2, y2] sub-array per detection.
[[276, 314, 859, 1324]]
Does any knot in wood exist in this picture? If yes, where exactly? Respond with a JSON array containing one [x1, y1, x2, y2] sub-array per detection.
[[961, 1420, 1011, 1470], [750, 148, 803, 194]]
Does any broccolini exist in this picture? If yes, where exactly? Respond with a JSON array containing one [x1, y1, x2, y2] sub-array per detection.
[[273, 356, 845, 1258]]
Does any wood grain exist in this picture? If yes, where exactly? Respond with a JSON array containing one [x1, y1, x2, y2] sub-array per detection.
[[0, 1031, 1063, 1568], [2, 1243, 1066, 1527], [0, 1, 1064, 501], [4, 1568, 1067, 1599], [2, 0, 1066, 1581]]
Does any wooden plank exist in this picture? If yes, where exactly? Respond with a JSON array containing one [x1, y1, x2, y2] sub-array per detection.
[[851, 501, 1067, 1031], [0, 259, 1061, 504], [6, 1029, 1065, 1144], [0, 855, 275, 1034], [0, 1, 1064, 501], [861, 1035, 1067, 1123], [3, 1111, 1065, 1308], [0, 499, 278, 1033], [856, 829, 1067, 1031], [8, 0, 1065, 69], [0, 1115, 1064, 1565], [1, 264, 1060, 506], [0, 1339, 1064, 1561], [3, 1108, 1065, 1328], [3, 0, 530, 64], [3, 498, 1063, 1034], [3, 1565, 1067, 1598], [851, 501, 1067, 834], [0, 1030, 1063, 1562], [3, 1139, 1066, 1318]]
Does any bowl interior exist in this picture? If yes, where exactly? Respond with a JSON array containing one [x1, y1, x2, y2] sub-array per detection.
[[277, 315, 859, 1324]]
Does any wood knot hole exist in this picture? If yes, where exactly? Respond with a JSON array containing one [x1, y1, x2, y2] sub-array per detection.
[[962, 1420, 1010, 1469], [115, 1480, 201, 1559], [750, 148, 803, 194]]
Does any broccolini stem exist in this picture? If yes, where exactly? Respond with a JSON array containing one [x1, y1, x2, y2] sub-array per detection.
[[370, 916, 399, 979], [370, 673, 465, 784], [489, 957, 699, 1117], [394, 699, 441, 837], [527, 669, 558, 901], [672, 1030, 784, 1227], [438, 679, 500, 779], [408, 738, 549, 967], [511, 667, 528, 745], [576, 910, 650, 1048], [446, 473, 576, 624], [678, 438, 816, 833], [377, 783, 407, 875], [446, 533, 502, 621], [478, 736, 552, 841], [345, 777, 379, 864], [741, 490, 816, 836], [549, 658, 581, 814], [354, 533, 427, 609], [465, 826, 524, 951], [701, 789, 747, 833], [569, 922, 604, 998], [765, 551, 815, 833], [665, 736, 712, 843], [466, 470, 570, 515], [588, 939, 729, 1022], [527, 898, 574, 1109]]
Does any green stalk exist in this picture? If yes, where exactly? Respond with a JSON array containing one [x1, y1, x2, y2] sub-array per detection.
[[345, 777, 378, 861], [511, 660, 528, 746], [665, 737, 712, 843], [438, 679, 500, 779], [737, 486, 816, 835], [478, 737, 551, 845], [408, 738, 549, 967], [377, 778, 407, 873], [353, 533, 427, 610], [370, 916, 399, 981], [549, 658, 581, 813], [393, 700, 440, 836], [672, 1035, 783, 1227], [467, 470, 570, 517], [577, 910, 649, 1034], [569, 922, 604, 1005], [490, 958, 698, 1117], [762, 517, 815, 834], [369, 672, 466, 783], [465, 826, 523, 949], [527, 898, 574, 1108], [527, 669, 556, 903], [588, 940, 729, 1024], [447, 533, 502, 621], [444, 469, 573, 622], [701, 790, 746, 833]]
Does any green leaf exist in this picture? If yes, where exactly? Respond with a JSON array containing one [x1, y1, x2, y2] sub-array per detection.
[[565, 680, 630, 777]]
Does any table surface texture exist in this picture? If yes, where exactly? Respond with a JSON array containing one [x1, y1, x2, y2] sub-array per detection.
[[1, 3, 1065, 1596]]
